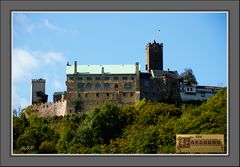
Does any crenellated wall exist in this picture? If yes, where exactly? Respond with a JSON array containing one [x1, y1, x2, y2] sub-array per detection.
[[32, 100, 67, 116]]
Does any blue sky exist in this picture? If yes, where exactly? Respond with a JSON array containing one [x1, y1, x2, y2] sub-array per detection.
[[12, 12, 227, 109]]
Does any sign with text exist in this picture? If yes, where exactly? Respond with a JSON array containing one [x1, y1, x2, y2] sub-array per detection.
[[176, 134, 224, 153]]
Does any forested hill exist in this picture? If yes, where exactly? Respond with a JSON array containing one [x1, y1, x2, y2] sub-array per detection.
[[13, 88, 227, 154]]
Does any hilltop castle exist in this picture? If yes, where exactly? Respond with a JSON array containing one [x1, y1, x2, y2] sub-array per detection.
[[30, 40, 220, 116]]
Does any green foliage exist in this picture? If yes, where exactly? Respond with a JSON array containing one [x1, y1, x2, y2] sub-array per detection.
[[90, 102, 128, 143], [72, 100, 83, 113], [180, 68, 198, 85], [13, 89, 227, 154], [38, 141, 56, 153], [135, 98, 149, 112], [23, 105, 38, 116]]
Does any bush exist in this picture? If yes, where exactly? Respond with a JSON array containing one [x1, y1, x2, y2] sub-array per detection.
[[38, 141, 56, 153]]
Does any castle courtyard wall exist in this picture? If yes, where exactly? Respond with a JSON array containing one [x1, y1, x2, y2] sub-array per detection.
[[32, 100, 67, 116]]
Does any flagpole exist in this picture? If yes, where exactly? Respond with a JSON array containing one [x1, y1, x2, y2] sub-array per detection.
[[157, 29, 160, 42]]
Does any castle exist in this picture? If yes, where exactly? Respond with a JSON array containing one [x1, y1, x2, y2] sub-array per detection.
[[30, 40, 220, 116]]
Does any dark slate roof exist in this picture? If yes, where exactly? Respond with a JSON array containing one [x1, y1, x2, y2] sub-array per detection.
[[151, 70, 179, 79], [196, 86, 221, 89]]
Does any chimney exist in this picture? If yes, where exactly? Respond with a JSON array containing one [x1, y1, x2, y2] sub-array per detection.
[[101, 67, 104, 74], [74, 61, 77, 74], [135, 62, 140, 92], [135, 62, 139, 74]]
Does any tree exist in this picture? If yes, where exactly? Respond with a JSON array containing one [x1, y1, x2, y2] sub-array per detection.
[[38, 141, 56, 153], [72, 100, 83, 113], [90, 102, 128, 143], [180, 68, 198, 85]]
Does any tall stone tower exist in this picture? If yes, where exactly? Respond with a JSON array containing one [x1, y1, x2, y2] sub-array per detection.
[[30, 78, 48, 104], [146, 40, 163, 72]]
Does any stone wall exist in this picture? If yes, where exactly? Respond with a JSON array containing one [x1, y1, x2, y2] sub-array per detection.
[[65, 74, 138, 113], [32, 100, 67, 116], [31, 79, 46, 104], [140, 74, 180, 103]]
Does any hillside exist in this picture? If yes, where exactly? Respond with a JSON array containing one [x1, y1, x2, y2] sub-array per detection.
[[13, 88, 227, 154]]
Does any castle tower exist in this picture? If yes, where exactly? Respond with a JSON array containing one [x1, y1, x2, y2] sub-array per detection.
[[146, 40, 163, 72], [30, 78, 48, 104]]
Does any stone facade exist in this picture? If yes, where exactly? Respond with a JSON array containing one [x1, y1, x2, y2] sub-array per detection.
[[146, 40, 163, 72], [53, 92, 64, 102], [32, 100, 67, 116], [140, 70, 180, 103], [30, 78, 48, 104], [65, 63, 140, 113], [63, 40, 180, 113]]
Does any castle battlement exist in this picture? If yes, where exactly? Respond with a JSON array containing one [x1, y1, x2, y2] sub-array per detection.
[[31, 100, 67, 117], [32, 100, 66, 107], [32, 78, 46, 83], [145, 41, 163, 49]]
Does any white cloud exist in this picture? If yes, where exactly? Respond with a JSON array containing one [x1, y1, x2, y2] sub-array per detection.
[[13, 48, 66, 81], [12, 48, 40, 81], [14, 13, 27, 24], [43, 51, 66, 64], [12, 86, 29, 109], [43, 19, 62, 32], [13, 13, 34, 33], [25, 25, 34, 33], [12, 48, 66, 107]]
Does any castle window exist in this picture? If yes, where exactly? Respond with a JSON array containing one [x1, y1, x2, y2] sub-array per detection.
[[69, 76, 74, 80], [201, 92, 205, 97], [86, 83, 92, 90], [69, 109, 72, 113], [130, 92, 133, 96], [96, 77, 101, 81], [104, 83, 111, 89], [85, 93, 88, 98], [77, 83, 84, 90], [87, 77, 92, 81], [123, 92, 126, 97], [114, 83, 118, 88], [106, 93, 109, 97], [96, 93, 99, 97], [124, 83, 132, 89], [104, 77, 110, 80], [123, 77, 128, 80], [114, 77, 119, 80], [190, 88, 193, 91], [95, 84, 101, 89], [131, 77, 135, 80], [47, 105, 48, 108], [77, 77, 83, 80], [78, 93, 81, 97]]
